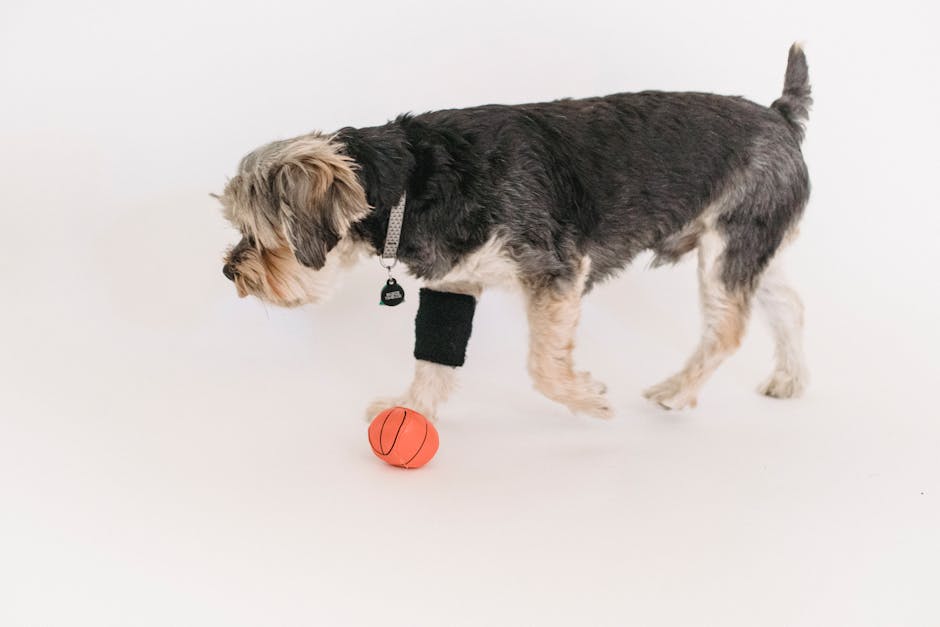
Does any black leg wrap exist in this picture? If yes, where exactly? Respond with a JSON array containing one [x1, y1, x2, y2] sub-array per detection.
[[414, 288, 477, 367]]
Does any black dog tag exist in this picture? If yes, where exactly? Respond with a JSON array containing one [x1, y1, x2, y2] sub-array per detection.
[[380, 278, 405, 306]]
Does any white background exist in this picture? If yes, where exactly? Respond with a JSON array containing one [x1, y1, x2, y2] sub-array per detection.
[[2, 1, 939, 625]]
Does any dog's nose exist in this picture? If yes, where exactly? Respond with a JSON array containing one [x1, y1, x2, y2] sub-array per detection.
[[222, 263, 236, 281]]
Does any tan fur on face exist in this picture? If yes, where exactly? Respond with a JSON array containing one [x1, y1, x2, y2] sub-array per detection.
[[227, 238, 362, 307], [231, 245, 306, 306], [218, 133, 371, 306], [218, 133, 368, 266]]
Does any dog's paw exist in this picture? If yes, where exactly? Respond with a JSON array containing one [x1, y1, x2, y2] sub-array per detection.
[[569, 373, 612, 418], [758, 370, 807, 399], [534, 373, 613, 419], [643, 376, 698, 410], [576, 371, 608, 396], [364, 397, 438, 423], [364, 397, 401, 422], [566, 393, 614, 420]]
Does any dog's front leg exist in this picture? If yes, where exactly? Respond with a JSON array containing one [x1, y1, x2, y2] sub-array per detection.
[[365, 286, 478, 422], [365, 360, 459, 422]]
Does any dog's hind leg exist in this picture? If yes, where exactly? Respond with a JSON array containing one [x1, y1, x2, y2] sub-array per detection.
[[525, 258, 612, 419], [755, 259, 808, 398], [644, 228, 754, 410]]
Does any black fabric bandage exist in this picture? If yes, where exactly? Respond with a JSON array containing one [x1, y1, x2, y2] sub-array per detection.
[[413, 288, 477, 367]]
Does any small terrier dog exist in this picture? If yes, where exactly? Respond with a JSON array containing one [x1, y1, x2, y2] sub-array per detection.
[[219, 44, 811, 421]]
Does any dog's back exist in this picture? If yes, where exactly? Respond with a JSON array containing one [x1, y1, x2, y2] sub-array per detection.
[[372, 45, 811, 289]]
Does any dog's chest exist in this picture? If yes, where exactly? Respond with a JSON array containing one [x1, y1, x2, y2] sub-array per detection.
[[424, 237, 519, 290]]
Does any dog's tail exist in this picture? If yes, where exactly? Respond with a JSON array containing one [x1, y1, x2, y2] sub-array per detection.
[[771, 43, 812, 141]]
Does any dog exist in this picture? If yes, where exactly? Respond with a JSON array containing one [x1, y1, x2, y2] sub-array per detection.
[[218, 44, 811, 421]]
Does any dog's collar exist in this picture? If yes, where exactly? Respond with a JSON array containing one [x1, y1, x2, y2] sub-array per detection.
[[380, 193, 406, 270]]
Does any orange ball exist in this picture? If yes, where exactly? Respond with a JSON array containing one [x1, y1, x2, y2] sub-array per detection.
[[368, 407, 439, 468]]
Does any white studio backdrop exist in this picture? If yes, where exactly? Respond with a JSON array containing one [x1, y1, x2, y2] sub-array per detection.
[[1, 1, 939, 626]]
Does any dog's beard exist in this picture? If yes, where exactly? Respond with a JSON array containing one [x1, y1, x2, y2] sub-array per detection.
[[231, 245, 335, 307], [227, 238, 361, 307]]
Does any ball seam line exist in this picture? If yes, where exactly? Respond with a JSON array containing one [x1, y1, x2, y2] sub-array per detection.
[[369, 410, 393, 457], [402, 421, 430, 468], [385, 408, 408, 457]]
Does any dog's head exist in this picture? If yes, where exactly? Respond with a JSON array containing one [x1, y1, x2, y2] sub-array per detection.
[[218, 133, 368, 307]]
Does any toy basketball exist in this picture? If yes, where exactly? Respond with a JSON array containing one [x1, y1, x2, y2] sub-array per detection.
[[368, 407, 439, 468]]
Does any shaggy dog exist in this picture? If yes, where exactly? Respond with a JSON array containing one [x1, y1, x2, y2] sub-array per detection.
[[219, 44, 811, 421]]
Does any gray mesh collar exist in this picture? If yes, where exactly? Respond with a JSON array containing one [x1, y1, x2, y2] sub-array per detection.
[[380, 193, 406, 269]]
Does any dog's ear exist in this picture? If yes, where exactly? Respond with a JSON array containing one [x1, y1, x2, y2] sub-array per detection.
[[272, 138, 369, 269]]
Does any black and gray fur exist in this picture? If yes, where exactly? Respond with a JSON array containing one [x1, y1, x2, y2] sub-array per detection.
[[335, 44, 810, 294]]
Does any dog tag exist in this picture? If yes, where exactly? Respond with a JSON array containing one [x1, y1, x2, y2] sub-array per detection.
[[380, 278, 405, 306]]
